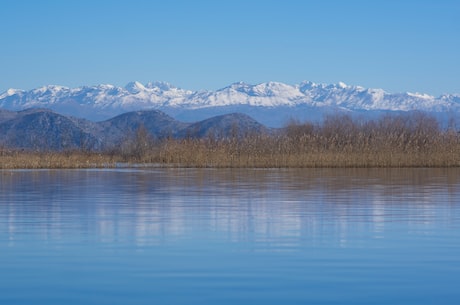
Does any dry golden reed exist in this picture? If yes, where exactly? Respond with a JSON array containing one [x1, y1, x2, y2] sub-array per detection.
[[0, 151, 120, 169]]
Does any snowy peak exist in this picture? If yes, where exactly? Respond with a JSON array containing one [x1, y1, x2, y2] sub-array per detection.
[[145, 81, 175, 91], [219, 81, 302, 100], [0, 88, 24, 99], [222, 81, 252, 94], [298, 80, 318, 91], [252, 81, 299, 97], [407, 92, 434, 99], [33, 85, 69, 94], [298, 81, 353, 93], [124, 81, 146, 94]]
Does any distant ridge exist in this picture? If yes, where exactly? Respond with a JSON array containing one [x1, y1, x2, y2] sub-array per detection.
[[1, 81, 460, 127], [0, 108, 269, 151]]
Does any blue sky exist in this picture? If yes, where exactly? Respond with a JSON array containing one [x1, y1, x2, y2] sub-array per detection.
[[1, 0, 459, 95]]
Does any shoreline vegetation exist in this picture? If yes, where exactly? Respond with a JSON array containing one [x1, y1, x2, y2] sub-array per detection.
[[1, 113, 460, 169]]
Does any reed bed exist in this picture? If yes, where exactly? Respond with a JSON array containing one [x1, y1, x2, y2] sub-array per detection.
[[117, 140, 460, 168], [0, 151, 120, 169], [1, 113, 460, 168]]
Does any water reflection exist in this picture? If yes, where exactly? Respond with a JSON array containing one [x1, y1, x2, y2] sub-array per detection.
[[1, 168, 460, 249]]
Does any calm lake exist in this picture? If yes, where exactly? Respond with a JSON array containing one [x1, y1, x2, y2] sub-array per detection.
[[1, 168, 460, 304]]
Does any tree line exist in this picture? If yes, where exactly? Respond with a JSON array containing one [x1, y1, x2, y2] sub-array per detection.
[[112, 112, 460, 168]]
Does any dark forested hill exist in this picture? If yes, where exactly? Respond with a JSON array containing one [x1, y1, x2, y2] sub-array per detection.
[[0, 109, 99, 150], [178, 113, 269, 138]]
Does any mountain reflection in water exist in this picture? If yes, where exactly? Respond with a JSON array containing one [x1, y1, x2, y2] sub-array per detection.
[[1, 168, 459, 249]]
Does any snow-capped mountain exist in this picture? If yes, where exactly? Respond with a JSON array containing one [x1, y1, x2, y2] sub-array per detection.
[[1, 81, 459, 127]]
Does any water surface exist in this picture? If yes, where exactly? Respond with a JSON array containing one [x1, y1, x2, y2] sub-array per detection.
[[1, 168, 459, 304]]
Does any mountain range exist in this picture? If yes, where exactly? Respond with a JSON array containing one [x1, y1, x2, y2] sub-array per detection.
[[2, 81, 459, 127], [0, 108, 268, 151]]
